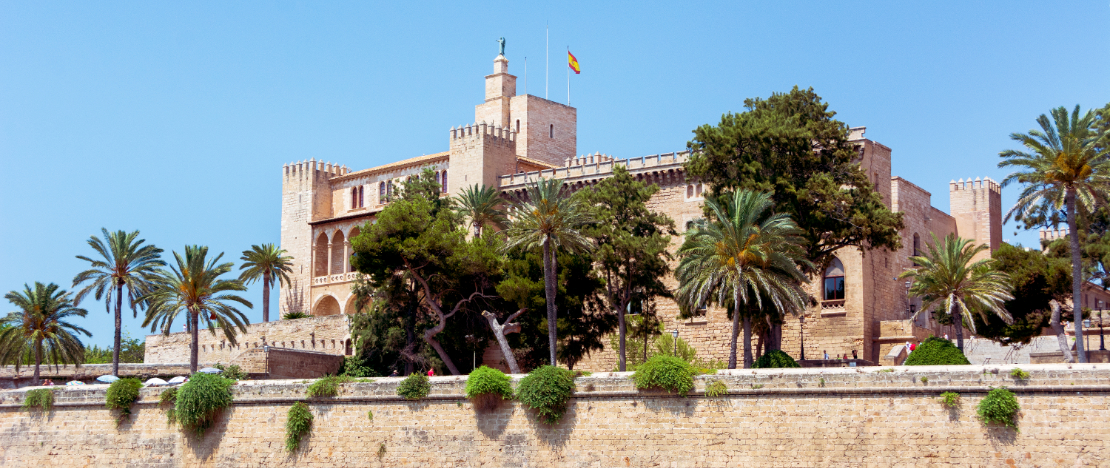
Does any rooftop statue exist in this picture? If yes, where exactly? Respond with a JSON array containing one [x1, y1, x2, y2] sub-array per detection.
[[497, 37, 506, 56]]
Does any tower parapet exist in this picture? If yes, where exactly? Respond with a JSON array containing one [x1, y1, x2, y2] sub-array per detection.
[[949, 176, 1002, 260], [447, 122, 518, 195]]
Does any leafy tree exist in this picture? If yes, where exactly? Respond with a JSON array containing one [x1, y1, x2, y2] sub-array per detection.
[[72, 228, 164, 377], [998, 105, 1110, 363], [504, 178, 595, 366], [579, 165, 676, 371], [974, 243, 1071, 345], [675, 190, 810, 369], [238, 243, 294, 322], [0, 283, 90, 385], [454, 184, 506, 237], [84, 330, 145, 364], [140, 246, 253, 372], [685, 86, 904, 275], [900, 235, 1014, 352]]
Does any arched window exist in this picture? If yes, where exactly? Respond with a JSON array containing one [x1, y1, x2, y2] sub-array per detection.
[[516, 119, 520, 133], [379, 182, 386, 204], [358, 186, 364, 207], [441, 170, 447, 193], [823, 258, 845, 301], [435, 171, 441, 186], [550, 124, 554, 138], [351, 187, 358, 209], [386, 181, 392, 201], [687, 184, 694, 198], [913, 233, 921, 256]]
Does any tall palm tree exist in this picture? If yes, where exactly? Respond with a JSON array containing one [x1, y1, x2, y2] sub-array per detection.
[[503, 177, 594, 366], [999, 105, 1110, 363], [140, 246, 252, 372], [0, 283, 90, 385], [675, 190, 810, 369], [899, 234, 1014, 352], [238, 244, 294, 322], [72, 228, 164, 377], [454, 183, 506, 237]]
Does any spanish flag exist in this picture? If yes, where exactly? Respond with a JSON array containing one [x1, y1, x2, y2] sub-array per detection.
[[568, 50, 580, 74]]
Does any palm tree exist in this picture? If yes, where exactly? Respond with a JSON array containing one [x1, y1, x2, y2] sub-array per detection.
[[999, 105, 1110, 363], [0, 283, 90, 385], [675, 190, 810, 369], [238, 244, 294, 322], [503, 177, 594, 366], [72, 228, 164, 377], [899, 234, 1014, 352], [454, 184, 506, 237], [140, 246, 252, 372]]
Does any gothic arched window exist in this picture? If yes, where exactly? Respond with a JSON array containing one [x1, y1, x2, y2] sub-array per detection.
[[824, 258, 845, 301], [441, 170, 447, 193], [379, 182, 386, 204]]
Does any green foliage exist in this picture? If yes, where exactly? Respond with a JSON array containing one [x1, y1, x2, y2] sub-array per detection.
[[940, 392, 961, 408], [281, 311, 311, 320], [685, 86, 904, 273], [105, 377, 143, 417], [975, 243, 1071, 344], [214, 363, 247, 380], [238, 243, 294, 323], [1010, 368, 1031, 380], [338, 355, 378, 378], [285, 402, 313, 452], [22, 388, 54, 412], [517, 365, 575, 424], [84, 331, 145, 364], [306, 375, 353, 398], [377, 442, 387, 458], [920, 376, 929, 384], [367, 410, 373, 421], [633, 355, 696, 395], [876, 368, 895, 373], [751, 350, 800, 369], [454, 184, 506, 237], [396, 373, 430, 400], [977, 387, 1020, 430], [904, 336, 971, 366], [0, 283, 90, 378], [174, 372, 235, 436], [704, 380, 728, 398], [465, 366, 514, 410], [160, 387, 178, 424]]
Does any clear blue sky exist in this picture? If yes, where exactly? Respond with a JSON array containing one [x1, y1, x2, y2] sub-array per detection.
[[2, 2, 1108, 347]]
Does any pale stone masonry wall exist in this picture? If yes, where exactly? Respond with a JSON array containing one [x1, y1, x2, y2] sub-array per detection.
[[1, 365, 1108, 467], [143, 315, 350, 364]]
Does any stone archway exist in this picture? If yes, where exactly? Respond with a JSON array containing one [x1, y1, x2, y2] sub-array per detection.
[[313, 295, 341, 316]]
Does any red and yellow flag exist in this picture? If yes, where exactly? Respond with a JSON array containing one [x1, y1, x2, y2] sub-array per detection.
[[568, 51, 580, 74]]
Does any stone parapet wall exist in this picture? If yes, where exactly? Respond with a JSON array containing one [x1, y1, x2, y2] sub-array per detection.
[[143, 315, 350, 365], [2, 364, 1108, 466]]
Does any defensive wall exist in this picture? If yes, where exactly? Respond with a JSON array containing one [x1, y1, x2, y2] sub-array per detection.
[[143, 315, 351, 365], [2, 364, 1108, 466]]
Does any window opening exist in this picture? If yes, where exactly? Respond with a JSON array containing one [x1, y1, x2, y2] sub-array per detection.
[[823, 258, 845, 301]]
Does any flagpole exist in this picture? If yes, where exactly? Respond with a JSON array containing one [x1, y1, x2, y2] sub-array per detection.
[[545, 24, 549, 99], [524, 57, 527, 96], [567, 46, 570, 105]]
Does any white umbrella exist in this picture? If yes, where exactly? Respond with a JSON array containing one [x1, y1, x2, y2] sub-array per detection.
[[198, 367, 222, 374], [167, 376, 188, 384], [96, 375, 119, 383], [65, 381, 85, 386], [144, 378, 168, 386]]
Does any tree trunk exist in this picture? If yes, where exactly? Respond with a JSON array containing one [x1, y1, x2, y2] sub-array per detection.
[[404, 299, 415, 376], [262, 271, 271, 322], [728, 299, 741, 369], [770, 322, 782, 351], [618, 306, 627, 372], [1049, 299, 1075, 363], [542, 240, 558, 366], [482, 310, 523, 374], [1066, 189, 1088, 363], [113, 282, 123, 377], [190, 309, 199, 373], [951, 299, 964, 352], [743, 315, 753, 369], [755, 331, 764, 360], [32, 341, 42, 386]]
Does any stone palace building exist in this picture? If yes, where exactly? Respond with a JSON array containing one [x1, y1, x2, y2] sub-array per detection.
[[277, 51, 1006, 369]]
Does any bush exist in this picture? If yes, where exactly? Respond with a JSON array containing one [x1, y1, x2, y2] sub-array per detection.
[[752, 350, 801, 369], [338, 356, 377, 378], [306, 375, 353, 398], [903, 336, 970, 366], [175, 372, 235, 436], [214, 363, 247, 381], [160, 387, 178, 424], [940, 391, 960, 408], [465, 366, 514, 411], [105, 378, 144, 419], [285, 401, 313, 452], [977, 387, 1020, 430], [704, 379, 728, 398], [633, 355, 695, 395], [1010, 368, 1030, 380], [23, 388, 54, 412], [282, 311, 311, 320], [517, 365, 575, 424], [396, 373, 430, 400]]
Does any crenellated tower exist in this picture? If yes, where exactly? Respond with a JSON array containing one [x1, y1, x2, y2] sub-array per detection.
[[447, 122, 517, 194], [279, 159, 347, 315], [949, 176, 1002, 261]]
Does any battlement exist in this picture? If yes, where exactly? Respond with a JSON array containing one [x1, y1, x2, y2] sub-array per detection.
[[450, 122, 517, 146], [500, 151, 689, 189], [949, 176, 1001, 194], [283, 158, 351, 180], [1040, 227, 1069, 242], [564, 152, 615, 167]]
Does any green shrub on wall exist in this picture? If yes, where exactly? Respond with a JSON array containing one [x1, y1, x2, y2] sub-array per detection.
[[977, 387, 1020, 431], [175, 372, 235, 436], [940, 392, 960, 408], [704, 380, 728, 398], [285, 402, 313, 452], [465, 366, 514, 411], [306, 375, 353, 398], [160, 387, 178, 425], [752, 350, 801, 369], [214, 363, 247, 381], [23, 389, 54, 412], [904, 336, 970, 366], [633, 355, 695, 395], [396, 373, 430, 400], [517, 365, 575, 424], [105, 378, 144, 421]]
